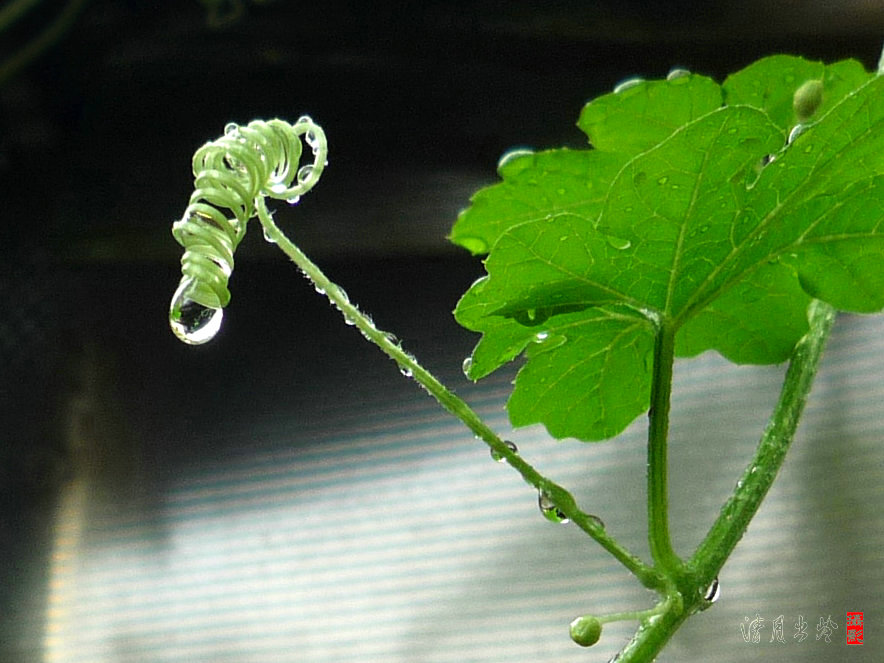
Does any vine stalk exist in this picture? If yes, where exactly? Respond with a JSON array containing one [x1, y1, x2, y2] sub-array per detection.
[[616, 299, 836, 662], [255, 198, 663, 589]]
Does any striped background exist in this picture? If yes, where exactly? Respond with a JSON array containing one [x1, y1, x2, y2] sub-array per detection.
[[10, 307, 883, 663]]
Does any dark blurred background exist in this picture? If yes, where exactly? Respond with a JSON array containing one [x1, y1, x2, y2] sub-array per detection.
[[0, 2, 882, 662]]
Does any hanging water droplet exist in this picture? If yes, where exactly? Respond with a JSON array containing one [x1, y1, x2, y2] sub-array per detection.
[[262, 224, 277, 244], [490, 440, 518, 462], [169, 279, 223, 345], [613, 77, 644, 93], [787, 123, 807, 144], [461, 356, 473, 377], [399, 365, 413, 378], [538, 491, 569, 524], [702, 577, 721, 606], [286, 195, 301, 205]]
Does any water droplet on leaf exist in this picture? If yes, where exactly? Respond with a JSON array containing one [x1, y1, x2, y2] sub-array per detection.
[[461, 356, 473, 377], [787, 123, 807, 144], [613, 77, 644, 93], [666, 67, 691, 80], [538, 491, 569, 524], [496, 147, 535, 177], [606, 235, 631, 250], [169, 279, 223, 345]]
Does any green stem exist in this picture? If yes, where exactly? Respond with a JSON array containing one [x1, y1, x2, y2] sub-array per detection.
[[257, 200, 663, 589], [692, 299, 836, 578], [647, 320, 683, 576], [614, 299, 836, 663]]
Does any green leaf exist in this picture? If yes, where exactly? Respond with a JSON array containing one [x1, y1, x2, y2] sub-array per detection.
[[452, 57, 883, 441]]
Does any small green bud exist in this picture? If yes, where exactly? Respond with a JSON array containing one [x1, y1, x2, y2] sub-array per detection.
[[793, 79, 824, 122], [569, 615, 603, 647]]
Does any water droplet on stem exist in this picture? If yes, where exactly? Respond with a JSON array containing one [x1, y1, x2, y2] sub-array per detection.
[[538, 491, 569, 524], [490, 440, 518, 462]]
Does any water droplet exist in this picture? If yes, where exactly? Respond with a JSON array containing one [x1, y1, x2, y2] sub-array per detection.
[[297, 164, 314, 184], [787, 123, 807, 144], [666, 67, 691, 80], [793, 79, 824, 121], [606, 235, 631, 250], [286, 195, 300, 205], [496, 147, 535, 176], [399, 365, 413, 378], [262, 224, 277, 244], [702, 577, 721, 605], [490, 440, 518, 462], [535, 331, 549, 341], [588, 514, 605, 529], [613, 77, 643, 93], [268, 181, 287, 194], [223, 122, 239, 136], [538, 491, 569, 524], [461, 356, 473, 377], [169, 279, 223, 345]]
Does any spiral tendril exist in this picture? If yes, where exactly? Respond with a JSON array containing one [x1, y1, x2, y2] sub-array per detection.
[[169, 116, 327, 344]]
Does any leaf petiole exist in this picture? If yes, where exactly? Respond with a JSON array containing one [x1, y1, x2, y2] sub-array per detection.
[[255, 198, 663, 588]]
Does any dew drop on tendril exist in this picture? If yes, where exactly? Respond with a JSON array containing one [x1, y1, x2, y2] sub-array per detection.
[[490, 440, 518, 462], [169, 278, 223, 345], [538, 491, 569, 524], [461, 356, 473, 377], [297, 164, 314, 184]]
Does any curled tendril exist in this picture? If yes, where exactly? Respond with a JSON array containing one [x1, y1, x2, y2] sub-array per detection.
[[169, 116, 327, 344]]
